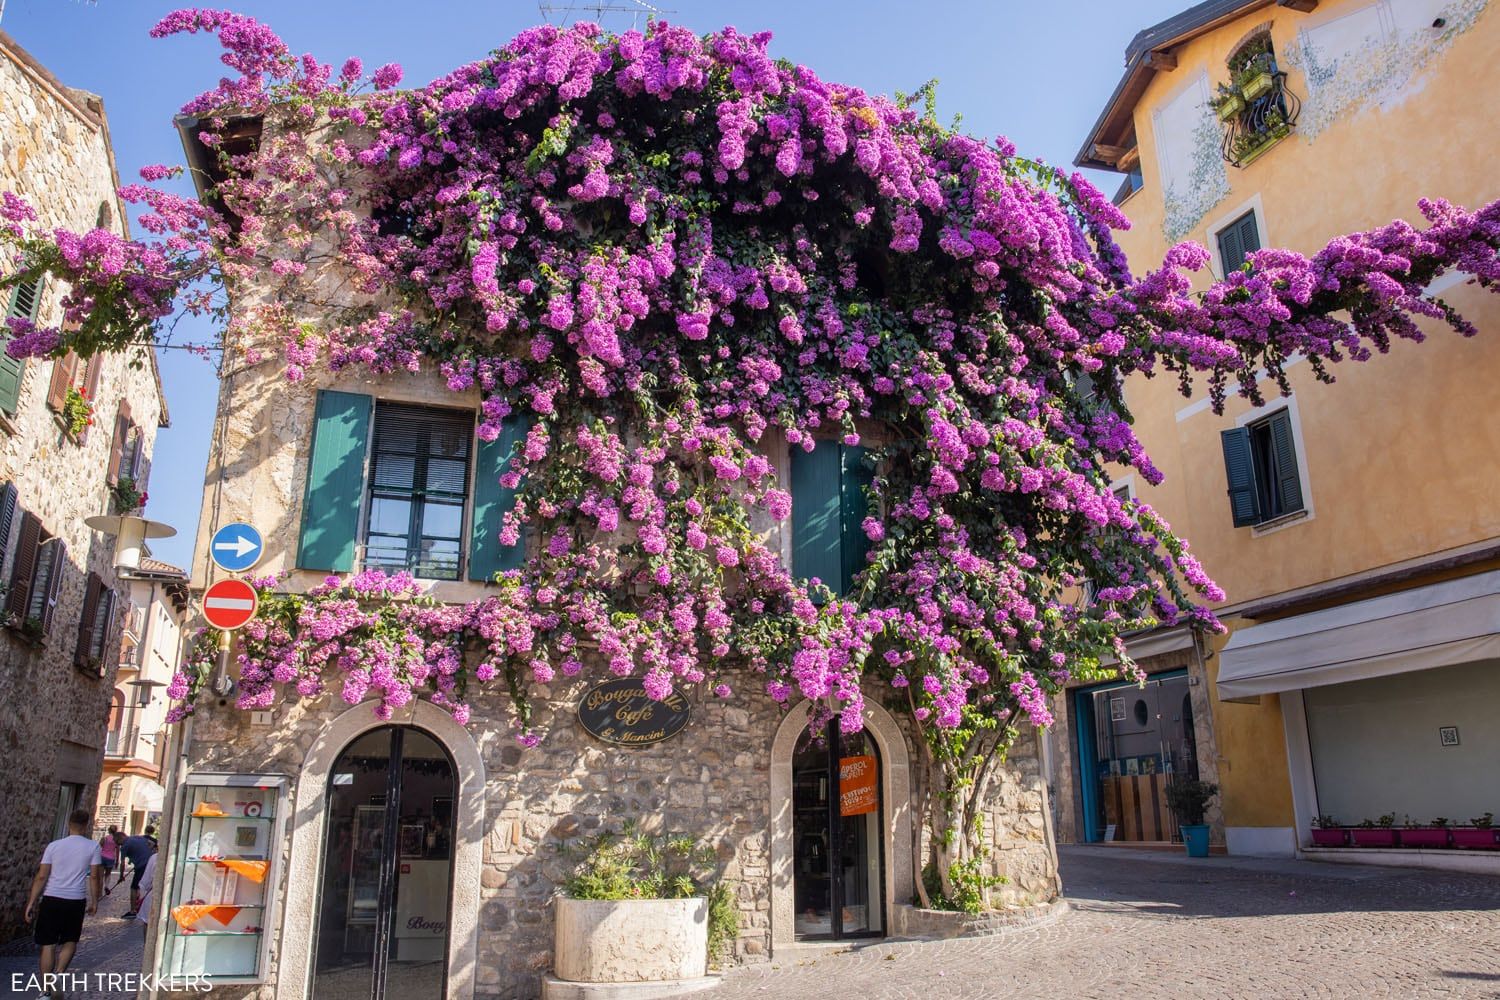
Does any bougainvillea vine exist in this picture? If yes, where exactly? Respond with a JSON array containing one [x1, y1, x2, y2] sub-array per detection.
[[4, 11, 1497, 900]]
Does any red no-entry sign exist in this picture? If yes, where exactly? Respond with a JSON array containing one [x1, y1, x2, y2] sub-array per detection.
[[203, 578, 259, 631]]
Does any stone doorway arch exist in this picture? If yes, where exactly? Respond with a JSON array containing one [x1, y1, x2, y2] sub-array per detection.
[[278, 700, 486, 1000], [769, 699, 913, 951]]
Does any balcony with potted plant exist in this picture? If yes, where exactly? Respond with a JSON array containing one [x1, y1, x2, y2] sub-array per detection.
[[1215, 40, 1301, 168]]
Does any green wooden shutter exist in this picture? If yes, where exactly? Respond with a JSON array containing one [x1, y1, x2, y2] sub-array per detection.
[[297, 390, 372, 572], [1218, 212, 1260, 272], [1267, 410, 1303, 516], [469, 413, 531, 581], [791, 444, 843, 600], [838, 445, 873, 595], [0, 278, 42, 416], [1237, 211, 1262, 258], [1217, 224, 1245, 274], [1220, 427, 1262, 527]]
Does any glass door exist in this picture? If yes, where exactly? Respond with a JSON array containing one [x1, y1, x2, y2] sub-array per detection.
[[1075, 671, 1199, 843], [312, 727, 455, 1000], [792, 716, 884, 940]]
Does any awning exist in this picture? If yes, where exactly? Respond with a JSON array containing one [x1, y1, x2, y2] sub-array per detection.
[[1216, 570, 1500, 700], [131, 779, 165, 813]]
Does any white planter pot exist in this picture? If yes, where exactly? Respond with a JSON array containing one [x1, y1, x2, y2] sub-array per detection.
[[554, 896, 709, 983]]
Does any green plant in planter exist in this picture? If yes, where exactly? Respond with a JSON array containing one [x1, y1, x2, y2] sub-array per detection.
[[18, 616, 45, 643], [111, 476, 148, 514], [1431, 817, 1450, 828], [61, 384, 93, 438], [1212, 82, 1245, 121], [562, 822, 737, 962], [1472, 812, 1494, 829], [1165, 780, 1218, 827], [1313, 815, 1339, 829], [1376, 814, 1396, 829], [1235, 52, 1276, 100]]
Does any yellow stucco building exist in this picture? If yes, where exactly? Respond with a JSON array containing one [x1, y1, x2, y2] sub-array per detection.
[[1050, 0, 1500, 864]]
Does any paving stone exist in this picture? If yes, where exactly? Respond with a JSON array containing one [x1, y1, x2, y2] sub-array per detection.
[[702, 847, 1500, 999]]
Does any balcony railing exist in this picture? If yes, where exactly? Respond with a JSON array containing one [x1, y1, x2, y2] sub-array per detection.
[[1218, 68, 1301, 168]]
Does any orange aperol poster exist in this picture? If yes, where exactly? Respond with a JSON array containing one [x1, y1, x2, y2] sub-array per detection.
[[839, 754, 878, 816]]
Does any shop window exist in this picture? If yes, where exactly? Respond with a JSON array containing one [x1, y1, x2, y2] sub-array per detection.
[[1215, 210, 1262, 274], [1220, 408, 1305, 528], [790, 443, 873, 600]]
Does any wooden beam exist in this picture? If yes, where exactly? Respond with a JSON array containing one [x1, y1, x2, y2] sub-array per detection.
[[1091, 143, 1128, 164], [1278, 0, 1320, 12], [1145, 49, 1178, 71]]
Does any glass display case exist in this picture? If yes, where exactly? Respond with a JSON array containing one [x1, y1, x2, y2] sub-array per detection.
[[160, 773, 287, 984]]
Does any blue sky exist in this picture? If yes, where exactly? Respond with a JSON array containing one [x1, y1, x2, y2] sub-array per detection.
[[2, 0, 1186, 568]]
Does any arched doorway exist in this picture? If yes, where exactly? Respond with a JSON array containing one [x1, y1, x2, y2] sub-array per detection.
[[791, 717, 883, 939], [769, 700, 913, 951], [311, 726, 456, 1000]]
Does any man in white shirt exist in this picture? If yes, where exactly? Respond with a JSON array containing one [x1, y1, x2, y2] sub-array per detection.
[[24, 809, 102, 997]]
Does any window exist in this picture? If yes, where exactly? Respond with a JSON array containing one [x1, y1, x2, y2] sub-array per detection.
[[1220, 408, 1304, 528], [1, 276, 42, 416], [363, 403, 472, 581], [298, 390, 523, 580], [47, 350, 101, 441], [107, 401, 146, 486], [6, 512, 65, 639], [0, 481, 17, 572], [75, 573, 117, 674], [1216, 210, 1261, 273], [790, 442, 873, 599]]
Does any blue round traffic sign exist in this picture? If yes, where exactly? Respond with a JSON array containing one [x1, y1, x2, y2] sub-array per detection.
[[210, 522, 264, 573]]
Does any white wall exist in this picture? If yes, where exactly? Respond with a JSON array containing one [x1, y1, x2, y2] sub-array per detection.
[[1304, 658, 1500, 824]]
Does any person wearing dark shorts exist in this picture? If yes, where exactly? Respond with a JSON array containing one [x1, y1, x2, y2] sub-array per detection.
[[26, 809, 102, 997]]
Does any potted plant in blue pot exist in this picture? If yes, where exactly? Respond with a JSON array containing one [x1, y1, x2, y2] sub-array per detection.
[[1166, 780, 1218, 857]]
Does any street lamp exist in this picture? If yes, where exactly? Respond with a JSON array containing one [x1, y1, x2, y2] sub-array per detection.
[[83, 514, 176, 574]]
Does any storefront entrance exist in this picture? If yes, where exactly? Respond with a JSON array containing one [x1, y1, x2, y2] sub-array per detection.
[[311, 726, 455, 1000], [791, 717, 884, 940], [1075, 671, 1199, 843]]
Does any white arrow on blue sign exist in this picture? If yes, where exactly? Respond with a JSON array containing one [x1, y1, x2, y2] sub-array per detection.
[[209, 522, 264, 573]]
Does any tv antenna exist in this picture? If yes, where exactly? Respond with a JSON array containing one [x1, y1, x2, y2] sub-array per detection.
[[537, 0, 672, 29]]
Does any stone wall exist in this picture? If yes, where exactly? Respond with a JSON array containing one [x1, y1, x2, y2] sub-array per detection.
[[0, 32, 169, 939], [164, 665, 1058, 999]]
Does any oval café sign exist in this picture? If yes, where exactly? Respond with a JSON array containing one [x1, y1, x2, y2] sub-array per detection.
[[577, 679, 691, 747]]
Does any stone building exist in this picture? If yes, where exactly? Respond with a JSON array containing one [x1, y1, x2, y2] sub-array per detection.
[[0, 29, 172, 937], [1058, 0, 1500, 865], [98, 558, 191, 839], [141, 122, 1060, 999]]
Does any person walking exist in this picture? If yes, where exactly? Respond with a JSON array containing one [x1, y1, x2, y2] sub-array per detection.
[[97, 827, 119, 895], [133, 847, 158, 935], [118, 829, 154, 919], [24, 809, 103, 1000]]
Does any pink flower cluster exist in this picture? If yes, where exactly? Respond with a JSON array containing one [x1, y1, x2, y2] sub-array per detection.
[[8, 12, 1498, 748]]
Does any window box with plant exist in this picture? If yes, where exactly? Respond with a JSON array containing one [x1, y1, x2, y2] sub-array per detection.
[[1212, 83, 1244, 122], [550, 823, 736, 991], [1310, 815, 1348, 848], [1349, 815, 1398, 848], [60, 384, 93, 438], [111, 476, 148, 515], [1401, 817, 1452, 849], [1452, 813, 1497, 849], [1165, 780, 1217, 858], [1235, 51, 1276, 101]]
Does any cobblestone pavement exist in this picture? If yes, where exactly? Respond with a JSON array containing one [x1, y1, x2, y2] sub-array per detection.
[[0, 877, 145, 1000], [706, 846, 1500, 999]]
